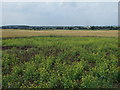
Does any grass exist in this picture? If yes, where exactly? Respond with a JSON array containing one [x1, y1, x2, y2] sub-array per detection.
[[2, 29, 118, 38], [2, 36, 120, 88]]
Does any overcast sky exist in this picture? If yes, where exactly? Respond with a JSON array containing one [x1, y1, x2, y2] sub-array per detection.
[[2, 2, 118, 26]]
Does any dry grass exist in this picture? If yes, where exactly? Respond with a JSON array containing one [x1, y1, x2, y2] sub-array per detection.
[[1, 29, 118, 38]]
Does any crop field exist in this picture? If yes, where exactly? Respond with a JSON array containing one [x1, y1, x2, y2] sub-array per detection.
[[2, 29, 118, 38], [2, 34, 120, 88]]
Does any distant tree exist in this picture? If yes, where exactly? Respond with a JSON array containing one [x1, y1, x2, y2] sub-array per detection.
[[90, 26, 95, 30]]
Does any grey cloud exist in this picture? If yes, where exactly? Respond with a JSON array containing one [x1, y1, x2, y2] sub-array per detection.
[[2, 2, 118, 26]]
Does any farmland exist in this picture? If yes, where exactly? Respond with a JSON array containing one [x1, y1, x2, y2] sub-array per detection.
[[1, 29, 120, 88], [2, 29, 118, 38]]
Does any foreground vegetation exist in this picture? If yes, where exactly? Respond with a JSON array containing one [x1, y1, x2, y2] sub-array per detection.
[[2, 36, 119, 88]]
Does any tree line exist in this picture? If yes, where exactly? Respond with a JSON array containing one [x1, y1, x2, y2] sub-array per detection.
[[1, 25, 120, 30]]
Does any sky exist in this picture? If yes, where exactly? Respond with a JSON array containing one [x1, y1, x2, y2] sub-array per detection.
[[1, 1, 118, 26], [2, 0, 120, 2], [118, 2, 120, 27]]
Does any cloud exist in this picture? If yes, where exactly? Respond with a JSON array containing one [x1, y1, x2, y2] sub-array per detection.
[[2, 0, 120, 2], [2, 2, 118, 26]]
